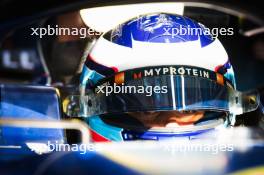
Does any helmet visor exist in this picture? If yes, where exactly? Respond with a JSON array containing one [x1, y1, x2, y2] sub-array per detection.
[[78, 74, 258, 117]]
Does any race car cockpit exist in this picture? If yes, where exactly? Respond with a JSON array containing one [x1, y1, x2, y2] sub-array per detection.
[[0, 1, 264, 174]]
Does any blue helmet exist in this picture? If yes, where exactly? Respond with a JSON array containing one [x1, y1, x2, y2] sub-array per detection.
[[79, 13, 238, 141]]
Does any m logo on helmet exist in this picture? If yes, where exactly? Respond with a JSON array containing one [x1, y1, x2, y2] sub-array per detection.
[[133, 72, 142, 79]]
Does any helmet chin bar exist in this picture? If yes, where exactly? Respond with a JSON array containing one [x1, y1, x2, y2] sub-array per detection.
[[63, 88, 260, 118]]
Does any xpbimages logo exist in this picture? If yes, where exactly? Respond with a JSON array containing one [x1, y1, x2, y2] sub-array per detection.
[[95, 83, 168, 96], [47, 141, 101, 154], [163, 24, 234, 39], [31, 25, 102, 38]]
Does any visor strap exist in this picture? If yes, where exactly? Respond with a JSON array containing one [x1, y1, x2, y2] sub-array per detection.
[[97, 65, 235, 89]]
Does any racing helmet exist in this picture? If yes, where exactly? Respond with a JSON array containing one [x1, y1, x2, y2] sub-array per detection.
[[79, 13, 239, 141]]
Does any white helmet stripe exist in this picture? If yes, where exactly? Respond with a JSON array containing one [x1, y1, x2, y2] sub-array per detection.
[[90, 37, 228, 71]]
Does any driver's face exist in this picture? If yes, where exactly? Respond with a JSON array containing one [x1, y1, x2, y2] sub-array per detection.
[[128, 111, 204, 128]]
